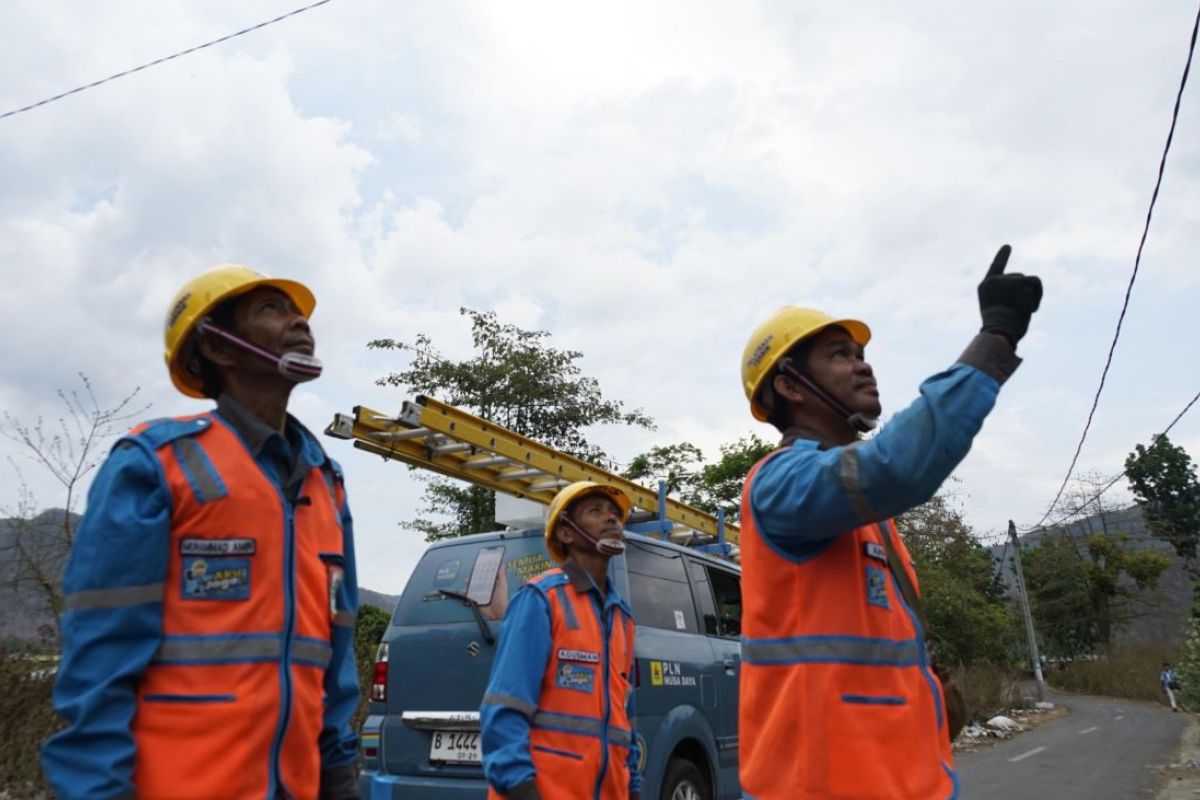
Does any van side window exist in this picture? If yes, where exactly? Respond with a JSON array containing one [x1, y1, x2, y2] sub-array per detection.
[[708, 568, 742, 638], [687, 560, 741, 639], [625, 543, 698, 633]]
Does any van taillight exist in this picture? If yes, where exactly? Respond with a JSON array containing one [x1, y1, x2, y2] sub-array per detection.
[[371, 642, 389, 702]]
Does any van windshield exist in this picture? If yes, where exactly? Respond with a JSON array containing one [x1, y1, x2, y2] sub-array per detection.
[[393, 534, 556, 626]]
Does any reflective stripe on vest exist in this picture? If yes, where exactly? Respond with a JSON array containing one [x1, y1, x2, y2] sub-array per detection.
[[129, 413, 346, 800], [488, 569, 636, 800], [738, 450, 958, 800]]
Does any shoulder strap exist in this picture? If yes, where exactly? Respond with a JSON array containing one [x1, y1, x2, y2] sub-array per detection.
[[877, 521, 927, 631]]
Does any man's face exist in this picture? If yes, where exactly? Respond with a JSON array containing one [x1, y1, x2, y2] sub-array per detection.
[[802, 326, 881, 418], [231, 286, 316, 365], [558, 494, 624, 553]]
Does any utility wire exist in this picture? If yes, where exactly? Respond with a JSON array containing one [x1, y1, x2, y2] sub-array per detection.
[[1031, 0, 1200, 530], [0, 0, 334, 122], [1024, 382, 1200, 533]]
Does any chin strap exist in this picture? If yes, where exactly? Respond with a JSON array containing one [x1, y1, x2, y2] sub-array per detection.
[[778, 357, 877, 434], [198, 319, 322, 383], [563, 516, 626, 556]]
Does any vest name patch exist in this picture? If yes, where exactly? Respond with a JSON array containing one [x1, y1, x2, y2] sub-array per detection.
[[182, 556, 251, 601], [180, 538, 256, 556], [556, 663, 596, 693], [863, 542, 887, 562], [557, 648, 600, 663]]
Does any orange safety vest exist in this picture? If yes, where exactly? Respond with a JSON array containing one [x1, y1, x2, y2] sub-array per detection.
[[489, 568, 636, 800], [129, 413, 348, 800], [739, 451, 958, 800]]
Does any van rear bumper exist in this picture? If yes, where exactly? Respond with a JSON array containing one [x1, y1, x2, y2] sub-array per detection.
[[359, 771, 489, 799]]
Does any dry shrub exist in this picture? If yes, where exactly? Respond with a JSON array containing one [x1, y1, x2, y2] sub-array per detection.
[[0, 649, 60, 798], [1045, 645, 1175, 703], [955, 662, 1028, 723]]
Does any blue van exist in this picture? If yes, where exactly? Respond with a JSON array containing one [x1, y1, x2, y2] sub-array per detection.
[[358, 527, 743, 799]]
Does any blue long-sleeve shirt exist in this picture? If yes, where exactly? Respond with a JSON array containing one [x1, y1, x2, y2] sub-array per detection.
[[751, 334, 1020, 558], [42, 395, 359, 800], [481, 561, 642, 797]]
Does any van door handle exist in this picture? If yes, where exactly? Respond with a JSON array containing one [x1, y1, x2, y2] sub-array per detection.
[[722, 655, 740, 674]]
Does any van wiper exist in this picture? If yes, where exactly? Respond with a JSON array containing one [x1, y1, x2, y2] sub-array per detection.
[[438, 589, 496, 645]]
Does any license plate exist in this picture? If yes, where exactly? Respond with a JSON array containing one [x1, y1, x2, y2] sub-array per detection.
[[429, 729, 481, 764]]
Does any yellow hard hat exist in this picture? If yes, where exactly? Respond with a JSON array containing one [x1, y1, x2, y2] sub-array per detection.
[[163, 265, 316, 398], [741, 306, 871, 422], [544, 482, 631, 563]]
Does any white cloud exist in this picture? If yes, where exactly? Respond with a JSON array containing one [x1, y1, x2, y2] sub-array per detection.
[[1, 0, 1198, 594]]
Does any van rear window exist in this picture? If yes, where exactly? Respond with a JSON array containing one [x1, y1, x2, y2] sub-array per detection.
[[393, 535, 556, 626]]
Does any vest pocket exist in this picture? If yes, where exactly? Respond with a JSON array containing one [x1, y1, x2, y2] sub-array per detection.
[[531, 744, 584, 761], [143, 693, 237, 703], [826, 687, 933, 797]]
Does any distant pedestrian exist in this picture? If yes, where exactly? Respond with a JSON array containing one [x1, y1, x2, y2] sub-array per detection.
[[1162, 662, 1181, 712]]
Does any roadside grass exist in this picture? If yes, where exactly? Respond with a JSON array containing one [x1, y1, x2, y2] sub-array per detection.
[[1044, 645, 1177, 704], [0, 649, 59, 798]]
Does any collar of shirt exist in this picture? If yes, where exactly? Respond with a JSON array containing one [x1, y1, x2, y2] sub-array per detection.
[[561, 558, 633, 618], [214, 393, 326, 490]]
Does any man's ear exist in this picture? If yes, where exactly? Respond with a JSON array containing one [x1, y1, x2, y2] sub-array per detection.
[[555, 522, 576, 551], [772, 372, 807, 405], [197, 332, 236, 368]]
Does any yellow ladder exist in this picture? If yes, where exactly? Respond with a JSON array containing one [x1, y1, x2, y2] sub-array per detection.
[[326, 395, 739, 545]]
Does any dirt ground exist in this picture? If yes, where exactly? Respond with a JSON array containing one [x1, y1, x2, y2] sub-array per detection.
[[1157, 713, 1200, 800]]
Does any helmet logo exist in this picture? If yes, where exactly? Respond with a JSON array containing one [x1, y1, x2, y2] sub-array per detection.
[[746, 334, 773, 367], [168, 293, 191, 329]]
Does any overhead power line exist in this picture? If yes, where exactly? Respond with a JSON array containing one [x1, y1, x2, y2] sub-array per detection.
[[1025, 381, 1200, 533], [1032, 0, 1200, 530], [0, 0, 335, 122]]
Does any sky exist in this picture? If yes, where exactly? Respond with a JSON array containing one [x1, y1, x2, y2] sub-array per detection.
[[1, 1, 1198, 595]]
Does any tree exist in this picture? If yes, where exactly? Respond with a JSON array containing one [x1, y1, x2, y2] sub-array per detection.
[[896, 493, 1016, 666], [1125, 434, 1200, 575], [1022, 528, 1171, 658], [369, 308, 654, 540], [352, 604, 392, 730], [1, 376, 145, 647], [622, 435, 773, 524]]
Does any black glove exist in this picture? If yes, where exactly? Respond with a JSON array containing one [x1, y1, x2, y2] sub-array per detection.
[[977, 244, 1042, 348], [508, 780, 543, 800]]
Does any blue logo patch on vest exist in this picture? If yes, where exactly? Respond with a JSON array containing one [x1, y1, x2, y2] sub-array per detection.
[[866, 566, 889, 609], [556, 662, 596, 693], [182, 556, 251, 601]]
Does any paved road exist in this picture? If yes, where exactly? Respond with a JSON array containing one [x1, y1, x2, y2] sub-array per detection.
[[956, 691, 1186, 799]]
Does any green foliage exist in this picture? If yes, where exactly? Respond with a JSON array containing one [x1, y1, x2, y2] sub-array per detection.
[[623, 434, 773, 523], [369, 308, 654, 540], [352, 604, 392, 733], [1179, 613, 1200, 710], [1125, 434, 1200, 575], [896, 494, 1016, 666], [1022, 530, 1171, 658]]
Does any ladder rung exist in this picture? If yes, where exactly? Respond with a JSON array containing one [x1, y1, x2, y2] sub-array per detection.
[[463, 455, 513, 469], [431, 442, 471, 456], [498, 467, 546, 481], [372, 427, 430, 442], [527, 479, 569, 493]]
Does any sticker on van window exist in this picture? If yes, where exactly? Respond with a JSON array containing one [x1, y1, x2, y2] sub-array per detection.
[[467, 546, 505, 605], [433, 560, 461, 588], [673, 610, 686, 630]]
